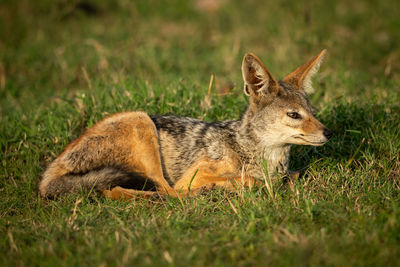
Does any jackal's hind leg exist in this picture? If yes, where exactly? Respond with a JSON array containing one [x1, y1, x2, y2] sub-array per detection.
[[40, 111, 178, 199], [121, 112, 178, 197]]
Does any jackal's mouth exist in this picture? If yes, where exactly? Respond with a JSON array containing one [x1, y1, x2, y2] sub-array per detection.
[[291, 134, 328, 146]]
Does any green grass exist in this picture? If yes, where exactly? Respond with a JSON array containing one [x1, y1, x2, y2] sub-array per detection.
[[1, 0, 400, 266]]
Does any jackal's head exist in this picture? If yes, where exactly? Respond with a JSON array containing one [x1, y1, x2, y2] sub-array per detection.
[[241, 50, 332, 147]]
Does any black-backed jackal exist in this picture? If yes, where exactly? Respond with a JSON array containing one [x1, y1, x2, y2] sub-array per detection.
[[39, 50, 332, 200]]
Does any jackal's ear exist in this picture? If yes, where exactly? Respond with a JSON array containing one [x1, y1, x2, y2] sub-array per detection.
[[242, 53, 281, 97], [282, 49, 327, 94]]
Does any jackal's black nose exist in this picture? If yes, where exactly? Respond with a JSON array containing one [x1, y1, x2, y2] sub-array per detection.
[[323, 128, 333, 140]]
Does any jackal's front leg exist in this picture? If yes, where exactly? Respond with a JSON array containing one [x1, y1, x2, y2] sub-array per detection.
[[172, 156, 261, 195], [179, 175, 260, 196]]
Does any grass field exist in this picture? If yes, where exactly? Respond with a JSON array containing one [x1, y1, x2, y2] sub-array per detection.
[[1, 0, 400, 266]]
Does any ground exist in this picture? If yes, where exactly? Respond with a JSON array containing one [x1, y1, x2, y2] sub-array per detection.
[[1, 0, 400, 266]]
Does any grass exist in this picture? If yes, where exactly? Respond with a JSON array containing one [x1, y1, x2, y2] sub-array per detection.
[[1, 0, 400, 265]]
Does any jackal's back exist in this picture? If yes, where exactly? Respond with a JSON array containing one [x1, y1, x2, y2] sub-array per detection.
[[151, 115, 244, 183]]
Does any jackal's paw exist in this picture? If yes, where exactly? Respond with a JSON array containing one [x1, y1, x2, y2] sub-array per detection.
[[103, 188, 126, 200], [201, 183, 217, 192], [103, 186, 157, 201], [189, 183, 217, 196], [102, 189, 112, 198], [287, 171, 300, 181]]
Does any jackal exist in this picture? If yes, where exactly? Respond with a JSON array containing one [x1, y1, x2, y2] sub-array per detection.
[[39, 50, 332, 200]]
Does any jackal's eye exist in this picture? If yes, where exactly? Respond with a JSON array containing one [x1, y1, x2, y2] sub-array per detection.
[[287, 112, 301, 119]]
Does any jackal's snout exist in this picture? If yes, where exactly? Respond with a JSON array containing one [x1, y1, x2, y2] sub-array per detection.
[[323, 127, 333, 140]]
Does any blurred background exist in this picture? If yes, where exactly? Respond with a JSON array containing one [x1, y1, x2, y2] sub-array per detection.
[[0, 0, 399, 115]]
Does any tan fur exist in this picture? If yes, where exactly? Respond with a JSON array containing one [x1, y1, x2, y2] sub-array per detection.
[[301, 117, 325, 134], [40, 112, 178, 198], [281, 49, 327, 93], [173, 153, 254, 191], [40, 50, 332, 200]]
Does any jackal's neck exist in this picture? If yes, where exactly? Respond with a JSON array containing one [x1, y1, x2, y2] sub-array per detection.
[[234, 107, 291, 176], [235, 107, 265, 152]]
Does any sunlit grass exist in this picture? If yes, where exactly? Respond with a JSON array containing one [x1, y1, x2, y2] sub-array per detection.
[[1, 0, 400, 265]]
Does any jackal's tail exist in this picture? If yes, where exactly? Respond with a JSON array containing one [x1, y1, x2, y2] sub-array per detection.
[[39, 167, 155, 199]]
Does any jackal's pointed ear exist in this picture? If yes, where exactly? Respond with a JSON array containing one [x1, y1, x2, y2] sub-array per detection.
[[242, 53, 281, 97], [281, 49, 327, 94]]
